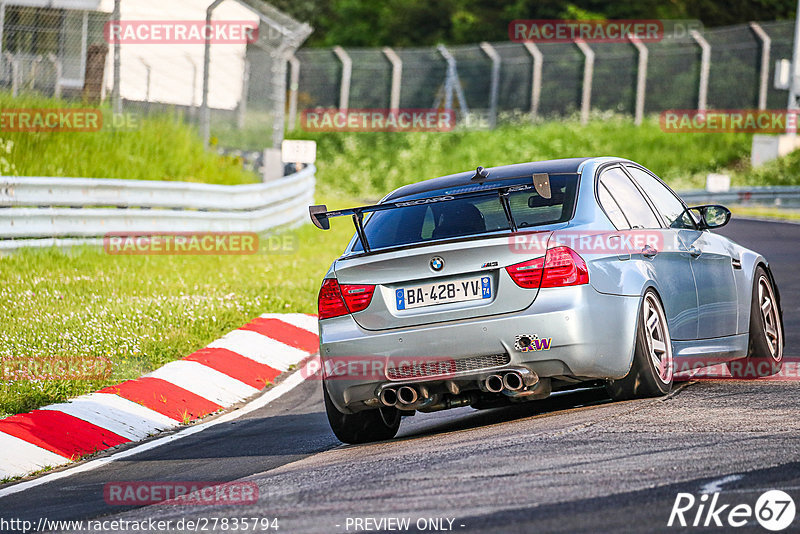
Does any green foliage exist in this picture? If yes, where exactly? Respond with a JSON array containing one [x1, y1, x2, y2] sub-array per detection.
[[263, 0, 796, 48], [274, 114, 752, 199], [740, 147, 800, 186], [0, 92, 258, 185]]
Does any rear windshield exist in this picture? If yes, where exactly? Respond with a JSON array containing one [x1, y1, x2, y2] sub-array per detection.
[[352, 174, 579, 252]]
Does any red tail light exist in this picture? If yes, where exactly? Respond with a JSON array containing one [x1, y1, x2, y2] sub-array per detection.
[[506, 257, 544, 289], [506, 246, 588, 289], [540, 246, 589, 288], [318, 278, 348, 319], [318, 278, 376, 320], [340, 284, 376, 313]]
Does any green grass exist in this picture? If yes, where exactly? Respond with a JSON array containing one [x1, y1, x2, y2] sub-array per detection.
[[0, 92, 258, 185], [0, 210, 356, 417]]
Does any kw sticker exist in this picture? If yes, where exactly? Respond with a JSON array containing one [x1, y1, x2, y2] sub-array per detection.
[[515, 335, 552, 352]]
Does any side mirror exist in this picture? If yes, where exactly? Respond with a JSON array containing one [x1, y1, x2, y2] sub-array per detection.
[[689, 204, 731, 229]]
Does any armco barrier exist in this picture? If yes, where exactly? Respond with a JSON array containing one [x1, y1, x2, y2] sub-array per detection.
[[678, 186, 800, 209], [0, 165, 315, 250]]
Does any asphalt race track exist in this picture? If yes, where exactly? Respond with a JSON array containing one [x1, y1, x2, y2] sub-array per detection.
[[2, 218, 799, 533]]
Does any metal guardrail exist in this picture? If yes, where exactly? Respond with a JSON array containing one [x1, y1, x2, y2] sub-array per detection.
[[0, 165, 316, 250], [678, 186, 800, 209]]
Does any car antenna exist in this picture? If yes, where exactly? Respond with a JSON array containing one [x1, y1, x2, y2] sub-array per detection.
[[472, 166, 489, 181]]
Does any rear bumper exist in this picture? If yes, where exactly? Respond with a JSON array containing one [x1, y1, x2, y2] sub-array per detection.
[[320, 284, 640, 413]]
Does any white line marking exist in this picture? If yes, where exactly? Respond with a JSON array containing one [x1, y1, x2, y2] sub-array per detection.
[[259, 313, 319, 334], [39, 393, 178, 441], [0, 364, 309, 498], [700, 474, 744, 494], [146, 361, 260, 407], [207, 330, 307, 371], [0, 434, 69, 480]]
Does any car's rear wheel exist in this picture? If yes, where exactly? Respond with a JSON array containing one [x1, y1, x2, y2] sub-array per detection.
[[606, 290, 673, 400], [727, 267, 783, 378], [323, 382, 401, 444]]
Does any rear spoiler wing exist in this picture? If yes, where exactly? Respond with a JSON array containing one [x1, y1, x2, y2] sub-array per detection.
[[309, 173, 551, 253]]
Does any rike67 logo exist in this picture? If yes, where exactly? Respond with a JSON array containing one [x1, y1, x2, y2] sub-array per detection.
[[669, 490, 796, 531]]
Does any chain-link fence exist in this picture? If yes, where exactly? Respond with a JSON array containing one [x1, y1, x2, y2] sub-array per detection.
[[289, 21, 797, 126], [0, 5, 796, 142], [0, 1, 310, 158]]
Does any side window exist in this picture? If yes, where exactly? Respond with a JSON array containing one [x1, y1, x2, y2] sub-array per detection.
[[598, 167, 661, 229], [626, 167, 695, 229], [597, 182, 631, 229]]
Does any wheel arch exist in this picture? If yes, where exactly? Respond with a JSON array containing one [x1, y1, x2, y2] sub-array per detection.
[[756, 260, 784, 334], [616, 282, 664, 379]]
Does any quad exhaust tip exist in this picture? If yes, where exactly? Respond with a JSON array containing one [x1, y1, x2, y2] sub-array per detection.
[[485, 374, 504, 393], [379, 387, 398, 407], [397, 385, 419, 405], [503, 371, 524, 391]]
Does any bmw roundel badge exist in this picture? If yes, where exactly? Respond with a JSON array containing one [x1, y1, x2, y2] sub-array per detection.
[[430, 257, 445, 271]]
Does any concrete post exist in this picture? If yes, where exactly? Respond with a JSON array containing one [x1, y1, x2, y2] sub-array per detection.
[[576, 40, 595, 125]]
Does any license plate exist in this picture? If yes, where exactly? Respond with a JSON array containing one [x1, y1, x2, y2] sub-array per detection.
[[396, 276, 492, 310]]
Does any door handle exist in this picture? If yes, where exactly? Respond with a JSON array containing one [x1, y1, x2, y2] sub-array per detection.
[[641, 245, 658, 258]]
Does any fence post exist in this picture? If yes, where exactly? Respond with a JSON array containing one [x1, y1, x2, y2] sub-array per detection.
[[333, 46, 352, 110], [690, 30, 710, 111], [112, 0, 121, 114], [29, 55, 42, 91], [237, 59, 250, 129], [185, 54, 198, 118], [201, 0, 226, 148], [749, 22, 771, 110], [140, 58, 151, 102], [383, 47, 402, 112], [79, 11, 88, 90], [47, 54, 62, 99], [630, 36, 648, 125], [4, 52, 18, 96], [0, 2, 5, 59], [576, 40, 594, 125], [480, 42, 500, 129], [270, 47, 290, 149], [288, 54, 300, 131], [436, 44, 469, 116], [522, 42, 543, 118]]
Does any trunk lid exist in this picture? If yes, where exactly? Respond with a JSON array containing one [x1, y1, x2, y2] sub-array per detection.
[[334, 233, 551, 330]]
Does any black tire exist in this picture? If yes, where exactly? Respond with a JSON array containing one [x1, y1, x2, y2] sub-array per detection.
[[606, 290, 674, 400], [727, 266, 783, 378], [323, 382, 401, 444]]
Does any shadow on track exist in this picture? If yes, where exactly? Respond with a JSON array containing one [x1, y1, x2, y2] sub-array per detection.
[[392, 387, 613, 442]]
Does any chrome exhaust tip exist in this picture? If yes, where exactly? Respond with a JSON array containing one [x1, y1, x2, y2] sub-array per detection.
[[379, 388, 398, 407], [397, 385, 419, 405], [503, 371, 524, 391], [484, 374, 504, 393]]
